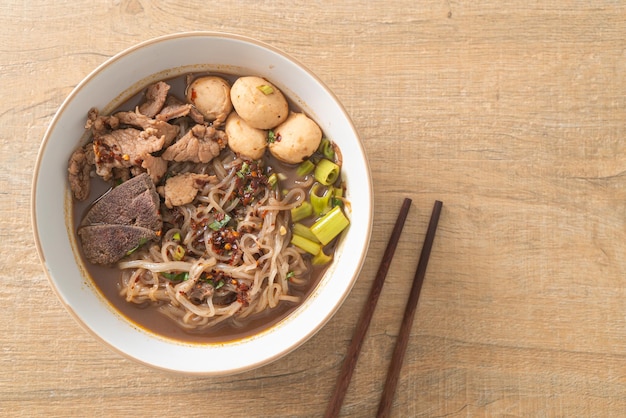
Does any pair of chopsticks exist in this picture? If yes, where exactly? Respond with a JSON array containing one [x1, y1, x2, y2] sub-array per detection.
[[324, 198, 443, 418]]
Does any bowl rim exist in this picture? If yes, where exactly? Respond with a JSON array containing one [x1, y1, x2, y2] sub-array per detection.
[[31, 31, 373, 375]]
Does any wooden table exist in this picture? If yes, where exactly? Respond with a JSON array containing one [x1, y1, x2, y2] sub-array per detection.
[[3, 1, 626, 416]]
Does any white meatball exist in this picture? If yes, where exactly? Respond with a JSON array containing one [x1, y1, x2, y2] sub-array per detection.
[[224, 112, 268, 160], [230, 76, 288, 130], [186, 76, 232, 125], [269, 112, 322, 164]]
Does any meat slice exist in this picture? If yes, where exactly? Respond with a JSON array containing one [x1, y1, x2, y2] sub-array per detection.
[[78, 173, 163, 265], [85, 107, 119, 134], [93, 128, 165, 180], [138, 81, 170, 118], [161, 124, 227, 164], [156, 95, 193, 121], [68, 145, 92, 201], [189, 106, 206, 124], [115, 110, 179, 147], [81, 173, 162, 231], [141, 154, 168, 184], [161, 173, 216, 208], [78, 224, 158, 265]]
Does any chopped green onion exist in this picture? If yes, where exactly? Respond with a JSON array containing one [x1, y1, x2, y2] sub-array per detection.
[[286, 271, 296, 280], [236, 161, 250, 178], [317, 138, 335, 160], [173, 245, 186, 261], [215, 279, 225, 289], [310, 205, 350, 245], [172, 232, 181, 242], [126, 237, 148, 255], [314, 158, 340, 186], [291, 234, 322, 255], [268, 173, 279, 188], [257, 84, 274, 95], [331, 186, 344, 207], [291, 201, 313, 222], [310, 183, 333, 215], [267, 130, 276, 143], [209, 213, 231, 231], [162, 271, 189, 281], [312, 248, 333, 265], [293, 222, 320, 243], [296, 159, 315, 177]]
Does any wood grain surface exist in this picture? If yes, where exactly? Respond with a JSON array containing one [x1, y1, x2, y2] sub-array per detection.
[[3, 0, 626, 416]]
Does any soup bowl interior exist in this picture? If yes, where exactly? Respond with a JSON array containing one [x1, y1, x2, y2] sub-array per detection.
[[32, 32, 372, 375]]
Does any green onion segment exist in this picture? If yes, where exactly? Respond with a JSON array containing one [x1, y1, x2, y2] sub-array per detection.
[[287, 137, 348, 265], [310, 183, 333, 215], [312, 248, 333, 265], [293, 222, 320, 242], [290, 234, 321, 255], [318, 138, 335, 160], [314, 159, 340, 185], [310, 206, 350, 245], [291, 201, 313, 222], [297, 159, 315, 177]]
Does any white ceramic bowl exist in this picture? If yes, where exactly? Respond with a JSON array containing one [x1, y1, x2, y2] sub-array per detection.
[[32, 32, 372, 375]]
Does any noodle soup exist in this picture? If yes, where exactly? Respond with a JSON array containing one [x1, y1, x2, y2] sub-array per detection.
[[69, 73, 349, 343]]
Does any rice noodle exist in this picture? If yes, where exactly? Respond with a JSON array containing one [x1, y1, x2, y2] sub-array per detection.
[[116, 150, 312, 332]]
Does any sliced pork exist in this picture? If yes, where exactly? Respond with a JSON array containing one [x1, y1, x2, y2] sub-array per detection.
[[93, 128, 166, 180], [161, 124, 227, 164], [156, 95, 193, 122], [141, 154, 168, 184], [138, 81, 170, 118], [114, 110, 179, 147], [68, 145, 92, 201], [161, 172, 216, 208]]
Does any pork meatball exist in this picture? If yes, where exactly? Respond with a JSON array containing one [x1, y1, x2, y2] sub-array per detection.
[[186, 76, 233, 125], [230, 76, 289, 130], [224, 112, 268, 160], [269, 112, 322, 164]]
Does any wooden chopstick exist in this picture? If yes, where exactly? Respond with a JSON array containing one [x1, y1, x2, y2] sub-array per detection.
[[324, 197, 413, 418], [376, 199, 443, 418]]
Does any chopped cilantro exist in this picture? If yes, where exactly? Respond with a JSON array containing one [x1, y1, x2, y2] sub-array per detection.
[[236, 162, 250, 179], [126, 237, 149, 256], [267, 130, 276, 143], [208, 213, 232, 231], [162, 272, 189, 281]]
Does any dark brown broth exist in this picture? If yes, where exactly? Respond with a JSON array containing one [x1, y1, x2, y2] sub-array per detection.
[[74, 73, 333, 344]]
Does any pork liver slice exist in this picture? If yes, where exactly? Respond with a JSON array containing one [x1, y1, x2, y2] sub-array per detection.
[[78, 224, 157, 265], [80, 173, 162, 231]]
